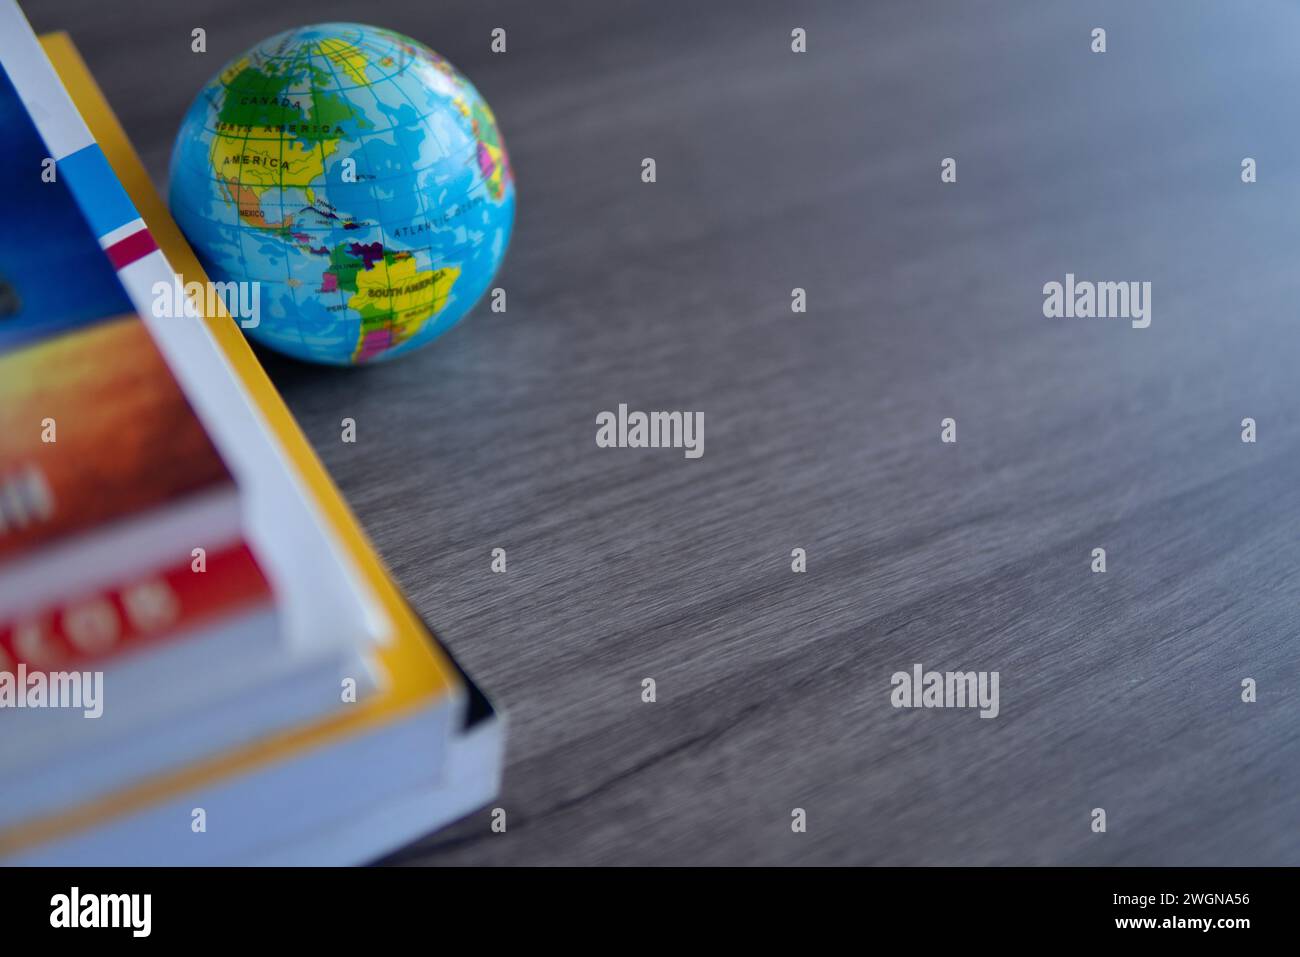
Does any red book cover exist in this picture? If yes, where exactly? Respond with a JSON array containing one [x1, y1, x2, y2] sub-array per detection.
[[0, 540, 271, 673]]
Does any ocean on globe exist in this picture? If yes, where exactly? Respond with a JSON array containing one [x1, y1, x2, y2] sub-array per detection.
[[169, 23, 514, 365]]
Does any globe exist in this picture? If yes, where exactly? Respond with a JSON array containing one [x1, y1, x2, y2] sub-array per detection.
[[168, 23, 514, 365]]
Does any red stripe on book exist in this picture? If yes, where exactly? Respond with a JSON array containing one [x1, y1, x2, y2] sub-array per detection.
[[0, 542, 273, 672], [105, 227, 157, 269]]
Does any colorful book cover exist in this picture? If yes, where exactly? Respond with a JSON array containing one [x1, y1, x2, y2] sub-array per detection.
[[0, 11, 484, 859], [0, 315, 236, 563], [0, 541, 269, 673], [0, 58, 130, 350], [0, 58, 237, 566]]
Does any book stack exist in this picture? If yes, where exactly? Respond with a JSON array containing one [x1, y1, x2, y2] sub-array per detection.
[[0, 1, 503, 866]]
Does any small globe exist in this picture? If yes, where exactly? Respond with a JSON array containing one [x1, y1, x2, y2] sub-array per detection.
[[169, 23, 514, 365]]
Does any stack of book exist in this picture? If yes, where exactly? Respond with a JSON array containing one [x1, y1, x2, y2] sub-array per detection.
[[0, 1, 502, 865]]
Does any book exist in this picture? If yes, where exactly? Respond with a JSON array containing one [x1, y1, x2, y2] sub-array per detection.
[[0, 313, 245, 607], [0, 0, 503, 865]]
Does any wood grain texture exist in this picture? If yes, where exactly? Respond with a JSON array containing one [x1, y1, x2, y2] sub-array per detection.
[[27, 0, 1300, 865]]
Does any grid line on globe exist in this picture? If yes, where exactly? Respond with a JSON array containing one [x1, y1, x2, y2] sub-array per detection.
[[170, 23, 515, 365]]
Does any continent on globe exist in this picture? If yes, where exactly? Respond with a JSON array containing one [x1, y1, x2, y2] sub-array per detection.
[[169, 23, 514, 365], [323, 241, 460, 362]]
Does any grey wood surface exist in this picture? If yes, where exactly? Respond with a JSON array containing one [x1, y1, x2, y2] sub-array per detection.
[[27, 0, 1300, 865]]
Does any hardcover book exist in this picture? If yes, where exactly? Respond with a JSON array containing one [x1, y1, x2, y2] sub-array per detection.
[[0, 0, 502, 866]]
